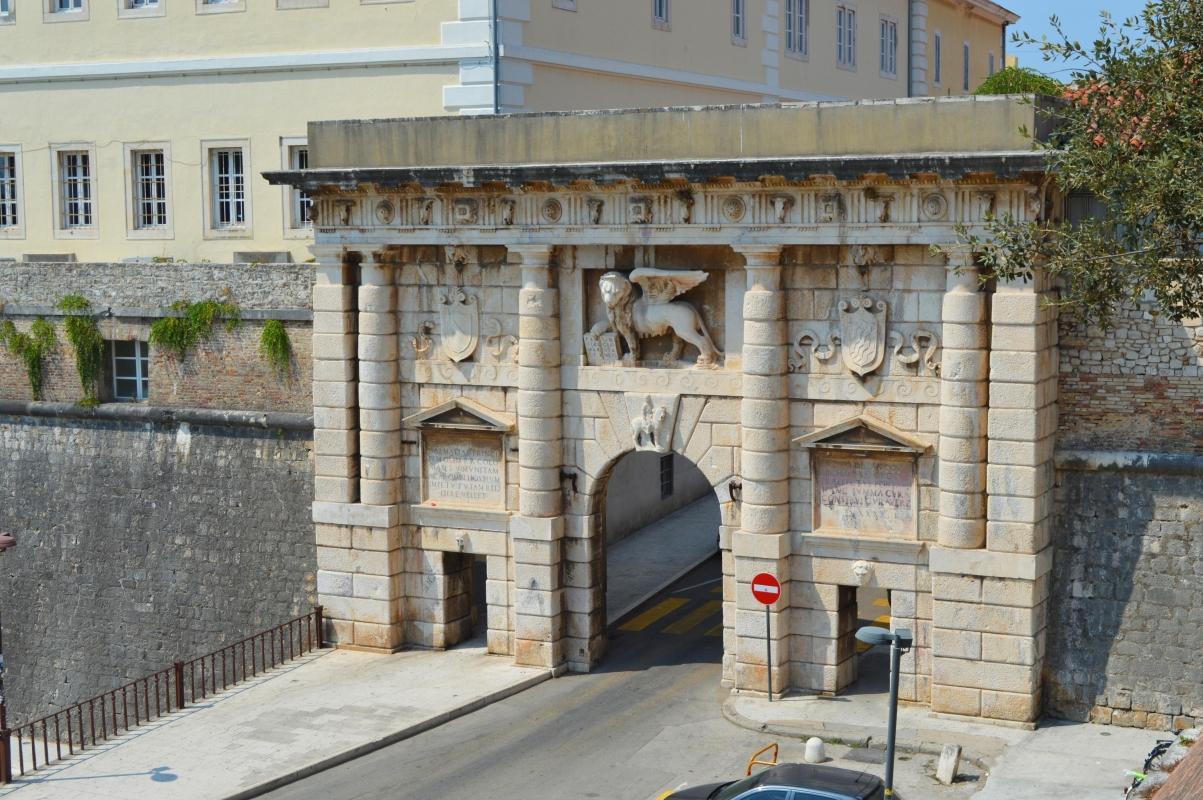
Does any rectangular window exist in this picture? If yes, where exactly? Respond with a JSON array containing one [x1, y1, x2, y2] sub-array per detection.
[[0, 0, 12, 17], [933, 32, 942, 85], [0, 153, 18, 230], [288, 145, 311, 230], [659, 454, 674, 500], [128, 0, 158, 6], [731, 0, 745, 41], [59, 151, 93, 229], [963, 42, 970, 91], [786, 0, 808, 56], [879, 17, 897, 77], [837, 5, 856, 69], [55, 0, 83, 9], [988, 51, 996, 76], [132, 150, 168, 229], [110, 340, 149, 402], [210, 147, 245, 229], [652, 0, 667, 28]]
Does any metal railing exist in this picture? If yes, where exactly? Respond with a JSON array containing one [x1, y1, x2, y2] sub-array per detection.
[[0, 606, 324, 784]]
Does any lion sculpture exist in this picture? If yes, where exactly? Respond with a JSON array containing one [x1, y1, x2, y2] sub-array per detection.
[[590, 269, 721, 368]]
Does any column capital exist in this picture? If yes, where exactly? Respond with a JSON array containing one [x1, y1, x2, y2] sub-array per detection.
[[509, 244, 555, 265], [731, 245, 784, 267]]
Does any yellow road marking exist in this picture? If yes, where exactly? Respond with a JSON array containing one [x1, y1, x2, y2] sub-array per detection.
[[874, 614, 891, 624], [619, 597, 689, 631], [873, 598, 890, 608], [705, 623, 724, 637], [665, 600, 723, 635]]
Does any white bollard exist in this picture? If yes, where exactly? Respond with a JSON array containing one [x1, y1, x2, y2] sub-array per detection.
[[804, 737, 826, 764]]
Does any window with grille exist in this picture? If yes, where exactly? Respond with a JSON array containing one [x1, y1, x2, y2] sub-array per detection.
[[0, 0, 11, 17], [933, 32, 942, 84], [59, 151, 93, 229], [731, 0, 745, 41], [880, 18, 897, 76], [837, 5, 856, 68], [210, 148, 246, 229], [133, 150, 168, 229], [660, 454, 674, 500], [0, 153, 17, 229], [786, 0, 808, 56], [54, 0, 83, 10], [963, 42, 970, 91], [652, 0, 667, 26], [289, 145, 311, 230], [128, 0, 158, 6], [110, 340, 149, 402]]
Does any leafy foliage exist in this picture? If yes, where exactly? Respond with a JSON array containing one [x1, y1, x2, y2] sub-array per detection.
[[974, 66, 1063, 96], [259, 319, 293, 377], [952, 2, 1203, 325], [2, 317, 58, 401], [57, 294, 105, 406], [150, 299, 241, 362]]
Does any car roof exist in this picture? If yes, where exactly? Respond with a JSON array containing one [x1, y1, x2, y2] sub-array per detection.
[[748, 763, 882, 797]]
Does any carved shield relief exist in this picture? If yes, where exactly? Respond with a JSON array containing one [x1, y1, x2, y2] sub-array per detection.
[[439, 288, 479, 363], [838, 297, 888, 377]]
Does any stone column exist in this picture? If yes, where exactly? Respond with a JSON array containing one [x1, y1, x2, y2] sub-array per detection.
[[358, 250, 401, 507], [731, 245, 790, 697], [312, 246, 360, 507], [510, 244, 566, 671], [937, 248, 988, 550]]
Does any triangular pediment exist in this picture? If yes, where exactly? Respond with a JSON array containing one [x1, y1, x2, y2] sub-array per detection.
[[403, 398, 514, 433], [792, 414, 929, 454]]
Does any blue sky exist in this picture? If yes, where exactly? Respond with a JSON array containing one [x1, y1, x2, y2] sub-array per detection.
[[1004, 0, 1149, 75]]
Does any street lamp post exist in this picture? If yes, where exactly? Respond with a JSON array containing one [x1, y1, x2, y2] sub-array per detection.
[[854, 625, 913, 798], [0, 532, 16, 785]]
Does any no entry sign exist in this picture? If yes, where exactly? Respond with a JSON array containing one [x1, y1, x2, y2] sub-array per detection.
[[751, 573, 781, 606]]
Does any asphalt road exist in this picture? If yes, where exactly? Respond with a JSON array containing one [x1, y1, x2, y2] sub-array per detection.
[[262, 556, 782, 800]]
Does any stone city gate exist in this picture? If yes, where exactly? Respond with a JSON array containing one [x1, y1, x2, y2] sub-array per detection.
[[269, 97, 1060, 724]]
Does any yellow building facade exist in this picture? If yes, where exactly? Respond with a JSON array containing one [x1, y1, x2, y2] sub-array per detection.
[[0, 0, 1015, 262]]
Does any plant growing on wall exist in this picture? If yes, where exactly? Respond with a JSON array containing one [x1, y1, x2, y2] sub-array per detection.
[[950, 2, 1203, 325], [149, 299, 241, 362], [1, 318, 57, 401], [259, 319, 293, 377], [57, 295, 105, 407]]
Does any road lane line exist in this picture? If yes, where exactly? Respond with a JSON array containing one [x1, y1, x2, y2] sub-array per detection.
[[664, 600, 723, 635], [873, 597, 890, 608], [705, 623, 723, 637], [618, 597, 689, 631]]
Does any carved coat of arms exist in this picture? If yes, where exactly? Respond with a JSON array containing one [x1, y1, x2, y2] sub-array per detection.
[[438, 288, 479, 363], [838, 297, 888, 377]]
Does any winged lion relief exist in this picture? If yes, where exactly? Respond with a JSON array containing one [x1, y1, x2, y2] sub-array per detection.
[[586, 268, 721, 369]]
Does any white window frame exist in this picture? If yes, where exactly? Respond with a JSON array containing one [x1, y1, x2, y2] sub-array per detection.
[[201, 139, 251, 239], [551, 0, 576, 10], [195, 0, 243, 14], [280, 137, 312, 239], [0, 146, 25, 240], [879, 15, 898, 79], [836, 3, 857, 70], [932, 30, 942, 86], [651, 0, 668, 31], [109, 339, 150, 402], [50, 143, 98, 239], [785, 0, 808, 59], [123, 141, 173, 240], [731, 0, 746, 44], [0, 0, 16, 25], [118, 0, 165, 19], [963, 41, 971, 92], [44, 0, 89, 23]]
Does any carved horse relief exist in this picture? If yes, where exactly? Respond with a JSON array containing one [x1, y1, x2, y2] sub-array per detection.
[[588, 268, 721, 368], [438, 288, 479, 363], [838, 297, 888, 378]]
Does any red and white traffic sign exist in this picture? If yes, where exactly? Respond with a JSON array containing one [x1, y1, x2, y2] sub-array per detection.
[[751, 573, 781, 606]]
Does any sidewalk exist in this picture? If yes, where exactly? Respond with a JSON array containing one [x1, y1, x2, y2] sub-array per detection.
[[726, 691, 1167, 799], [0, 642, 547, 800]]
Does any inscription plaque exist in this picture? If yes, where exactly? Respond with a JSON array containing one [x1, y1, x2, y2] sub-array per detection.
[[815, 454, 915, 536], [423, 431, 504, 508]]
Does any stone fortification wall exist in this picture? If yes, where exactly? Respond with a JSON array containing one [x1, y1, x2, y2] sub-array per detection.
[[0, 262, 316, 722], [1049, 303, 1203, 730]]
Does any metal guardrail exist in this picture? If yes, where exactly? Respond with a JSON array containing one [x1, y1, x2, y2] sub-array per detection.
[[0, 606, 324, 784]]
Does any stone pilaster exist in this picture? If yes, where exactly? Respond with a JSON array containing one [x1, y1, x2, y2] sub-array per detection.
[[732, 245, 790, 697], [510, 244, 566, 670], [937, 249, 988, 549], [358, 250, 401, 507], [312, 246, 360, 507]]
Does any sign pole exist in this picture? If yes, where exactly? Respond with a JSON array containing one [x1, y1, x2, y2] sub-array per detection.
[[765, 604, 772, 703]]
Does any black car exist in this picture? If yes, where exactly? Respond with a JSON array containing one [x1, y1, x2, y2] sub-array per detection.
[[659, 763, 886, 800]]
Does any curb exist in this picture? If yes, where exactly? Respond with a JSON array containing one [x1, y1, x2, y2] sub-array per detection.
[[223, 669, 553, 800], [720, 696, 999, 771]]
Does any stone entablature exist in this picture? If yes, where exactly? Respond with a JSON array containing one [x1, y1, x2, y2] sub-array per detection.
[[269, 98, 1061, 725]]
